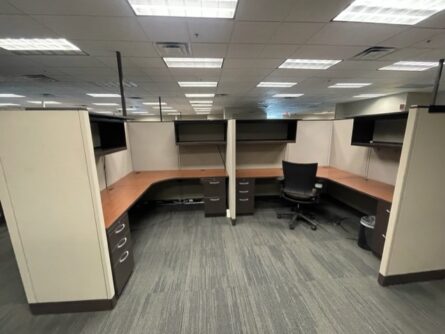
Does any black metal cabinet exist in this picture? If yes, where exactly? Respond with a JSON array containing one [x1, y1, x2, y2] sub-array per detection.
[[107, 212, 134, 297], [202, 177, 227, 217], [236, 178, 255, 215], [371, 200, 391, 258]]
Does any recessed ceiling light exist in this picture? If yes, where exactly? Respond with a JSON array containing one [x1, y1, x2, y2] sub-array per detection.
[[87, 93, 120, 98], [0, 93, 25, 98], [273, 94, 304, 98], [257, 82, 297, 88], [279, 59, 342, 70], [186, 93, 215, 98], [132, 111, 154, 115], [0, 103, 19, 106], [194, 108, 212, 112], [127, 0, 238, 18], [92, 103, 119, 106], [353, 94, 387, 98], [329, 83, 372, 88], [94, 111, 114, 115], [190, 100, 213, 104], [192, 104, 213, 107], [0, 38, 81, 52], [195, 111, 211, 115], [143, 102, 166, 106], [28, 100, 61, 105], [379, 61, 439, 71], [178, 81, 218, 87], [333, 0, 445, 25], [164, 58, 223, 68]]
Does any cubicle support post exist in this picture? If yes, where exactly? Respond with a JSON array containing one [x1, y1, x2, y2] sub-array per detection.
[[116, 51, 127, 117]]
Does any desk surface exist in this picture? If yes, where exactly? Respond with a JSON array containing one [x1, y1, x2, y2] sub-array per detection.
[[236, 166, 394, 203], [101, 166, 394, 230], [101, 169, 227, 229]]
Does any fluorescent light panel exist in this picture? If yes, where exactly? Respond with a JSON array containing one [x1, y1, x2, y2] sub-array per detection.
[[0, 93, 24, 98], [178, 81, 218, 87], [0, 103, 19, 106], [152, 106, 173, 110], [190, 100, 213, 104], [164, 58, 223, 68], [273, 94, 304, 98], [93, 103, 119, 106], [279, 59, 341, 70], [192, 104, 213, 107], [333, 0, 445, 25], [143, 102, 166, 106], [0, 38, 80, 51], [329, 83, 372, 88], [186, 93, 215, 98], [127, 0, 238, 18], [28, 100, 60, 105], [354, 94, 386, 98], [257, 82, 297, 88], [87, 93, 120, 98], [379, 61, 439, 71]]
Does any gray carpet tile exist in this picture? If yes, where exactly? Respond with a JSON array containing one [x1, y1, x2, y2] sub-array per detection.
[[0, 199, 444, 334]]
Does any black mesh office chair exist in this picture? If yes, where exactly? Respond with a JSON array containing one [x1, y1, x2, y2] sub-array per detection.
[[277, 161, 321, 231]]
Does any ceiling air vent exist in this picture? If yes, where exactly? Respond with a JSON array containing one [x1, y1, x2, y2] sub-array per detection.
[[352, 46, 396, 60], [215, 93, 228, 97], [397, 83, 433, 89], [155, 42, 191, 57], [93, 81, 137, 88]]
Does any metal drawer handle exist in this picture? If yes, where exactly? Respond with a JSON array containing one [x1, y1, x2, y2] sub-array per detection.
[[239, 182, 250, 185], [386, 209, 391, 214], [239, 190, 249, 194], [209, 197, 220, 202], [117, 237, 127, 249], [209, 181, 220, 185], [114, 223, 126, 234], [382, 234, 386, 239], [239, 198, 249, 202], [119, 250, 130, 263]]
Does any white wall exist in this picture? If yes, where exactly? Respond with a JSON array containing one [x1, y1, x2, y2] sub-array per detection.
[[330, 119, 401, 185], [96, 124, 133, 190], [286, 120, 332, 166], [381, 107, 445, 276]]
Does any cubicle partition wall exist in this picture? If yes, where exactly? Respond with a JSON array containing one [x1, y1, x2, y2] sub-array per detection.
[[226, 120, 236, 222]]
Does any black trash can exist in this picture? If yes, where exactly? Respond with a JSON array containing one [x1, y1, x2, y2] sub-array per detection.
[[358, 215, 375, 250]]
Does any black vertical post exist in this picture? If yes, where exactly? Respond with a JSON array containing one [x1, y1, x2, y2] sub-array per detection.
[[116, 51, 127, 117], [432, 58, 444, 105], [158, 96, 163, 121]]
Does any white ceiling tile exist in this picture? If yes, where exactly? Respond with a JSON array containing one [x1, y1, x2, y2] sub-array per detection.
[[417, 11, 445, 29], [413, 32, 445, 49], [29, 55, 108, 68], [34, 16, 147, 41], [292, 45, 365, 60], [227, 44, 265, 58], [411, 49, 445, 62], [129, 57, 166, 69], [0, 1, 23, 13], [272, 23, 325, 44], [378, 48, 432, 61], [224, 58, 282, 69], [285, 0, 351, 22], [74, 41, 159, 57], [138, 17, 189, 42], [188, 19, 233, 43], [260, 44, 299, 58], [10, 0, 133, 16], [380, 28, 444, 48], [236, 0, 296, 21], [331, 60, 392, 71], [0, 15, 57, 38], [308, 23, 405, 46], [94, 56, 140, 68], [191, 43, 228, 57], [231, 22, 280, 44]]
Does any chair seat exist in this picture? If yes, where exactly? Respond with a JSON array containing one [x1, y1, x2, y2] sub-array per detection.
[[283, 188, 318, 202]]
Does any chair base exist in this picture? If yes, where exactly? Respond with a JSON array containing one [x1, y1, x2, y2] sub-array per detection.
[[277, 210, 318, 231]]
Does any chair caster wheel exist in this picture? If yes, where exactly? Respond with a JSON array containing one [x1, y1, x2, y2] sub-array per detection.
[[277, 214, 282, 219], [311, 226, 317, 231], [289, 225, 295, 230]]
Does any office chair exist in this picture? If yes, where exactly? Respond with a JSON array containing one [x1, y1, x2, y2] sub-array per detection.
[[277, 161, 321, 231]]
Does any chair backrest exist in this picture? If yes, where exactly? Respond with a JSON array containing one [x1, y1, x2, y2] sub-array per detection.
[[282, 161, 318, 193]]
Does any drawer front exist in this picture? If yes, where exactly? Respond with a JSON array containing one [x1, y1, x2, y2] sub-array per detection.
[[237, 196, 255, 215], [202, 177, 226, 197], [204, 196, 226, 216], [371, 200, 391, 258], [237, 178, 255, 192], [110, 229, 132, 264], [112, 245, 134, 296], [107, 213, 130, 250]]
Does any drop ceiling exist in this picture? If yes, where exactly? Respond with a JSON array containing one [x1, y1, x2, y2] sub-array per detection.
[[0, 0, 444, 117]]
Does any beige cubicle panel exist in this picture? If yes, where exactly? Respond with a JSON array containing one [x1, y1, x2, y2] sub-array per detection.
[[226, 120, 236, 221], [380, 107, 445, 283], [0, 110, 114, 306]]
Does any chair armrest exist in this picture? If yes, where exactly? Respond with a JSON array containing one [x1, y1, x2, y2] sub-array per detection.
[[315, 182, 323, 190], [276, 176, 284, 182]]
